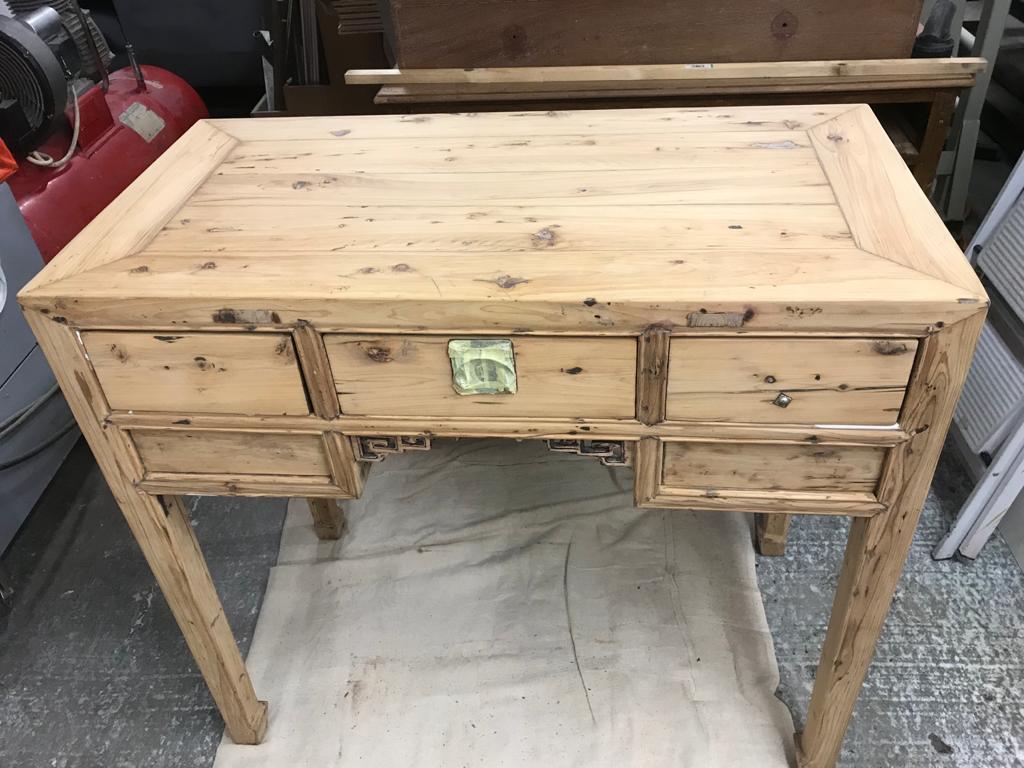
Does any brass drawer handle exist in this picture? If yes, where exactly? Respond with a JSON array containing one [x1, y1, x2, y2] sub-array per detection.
[[447, 339, 517, 395]]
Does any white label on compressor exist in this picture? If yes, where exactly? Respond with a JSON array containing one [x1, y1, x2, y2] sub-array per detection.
[[119, 102, 166, 143]]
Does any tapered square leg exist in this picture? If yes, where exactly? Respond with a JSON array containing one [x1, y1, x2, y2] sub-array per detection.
[[157, 496, 269, 743], [797, 316, 984, 767], [307, 497, 347, 540], [25, 313, 268, 745], [756, 513, 791, 556]]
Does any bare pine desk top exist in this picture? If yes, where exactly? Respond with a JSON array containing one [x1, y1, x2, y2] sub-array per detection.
[[20, 105, 986, 767]]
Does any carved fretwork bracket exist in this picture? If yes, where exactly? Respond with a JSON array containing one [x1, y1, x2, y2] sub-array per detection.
[[546, 439, 629, 466], [355, 435, 432, 462]]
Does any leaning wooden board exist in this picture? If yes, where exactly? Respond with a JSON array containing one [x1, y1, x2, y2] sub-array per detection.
[[381, 0, 924, 67], [19, 106, 986, 768]]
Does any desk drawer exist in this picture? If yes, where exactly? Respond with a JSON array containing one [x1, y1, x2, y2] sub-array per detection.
[[661, 441, 885, 494], [132, 430, 331, 476], [324, 335, 637, 418], [666, 337, 916, 425], [83, 331, 309, 416]]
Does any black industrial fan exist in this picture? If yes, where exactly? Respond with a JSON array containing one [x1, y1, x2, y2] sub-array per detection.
[[0, 2, 111, 152], [0, 7, 68, 151]]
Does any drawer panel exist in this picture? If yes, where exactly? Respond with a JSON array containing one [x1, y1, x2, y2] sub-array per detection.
[[83, 331, 309, 415], [324, 335, 636, 418], [661, 441, 885, 493], [666, 337, 917, 425], [132, 430, 331, 476]]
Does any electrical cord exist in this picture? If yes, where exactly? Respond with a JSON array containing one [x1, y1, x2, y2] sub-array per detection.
[[0, 385, 77, 471], [26, 81, 81, 169], [0, 383, 60, 437], [0, 421, 78, 471]]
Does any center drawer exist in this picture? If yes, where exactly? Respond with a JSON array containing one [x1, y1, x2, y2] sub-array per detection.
[[324, 334, 637, 418]]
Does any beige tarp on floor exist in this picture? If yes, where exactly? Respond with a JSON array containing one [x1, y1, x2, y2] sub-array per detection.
[[214, 439, 795, 768]]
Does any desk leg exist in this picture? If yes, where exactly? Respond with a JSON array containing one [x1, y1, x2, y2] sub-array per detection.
[[307, 498, 347, 540], [796, 316, 983, 768], [151, 495, 269, 743], [755, 513, 791, 556], [25, 313, 268, 745]]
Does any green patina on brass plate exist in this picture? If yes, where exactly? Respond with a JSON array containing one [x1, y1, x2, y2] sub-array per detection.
[[447, 339, 517, 395]]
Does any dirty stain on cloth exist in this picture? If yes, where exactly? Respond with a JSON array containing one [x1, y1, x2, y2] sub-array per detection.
[[214, 439, 794, 768]]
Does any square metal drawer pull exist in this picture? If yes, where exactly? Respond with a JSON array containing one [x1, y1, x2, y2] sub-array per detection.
[[447, 339, 517, 395], [773, 392, 793, 408]]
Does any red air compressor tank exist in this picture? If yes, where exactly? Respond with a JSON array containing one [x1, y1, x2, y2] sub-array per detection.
[[8, 65, 207, 263]]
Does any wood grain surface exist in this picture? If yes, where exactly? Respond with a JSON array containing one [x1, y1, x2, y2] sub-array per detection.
[[325, 334, 637, 418], [83, 331, 310, 416], [21, 107, 984, 335], [666, 337, 918, 425], [132, 430, 332, 476], [661, 441, 885, 492], [381, 2, 923, 67]]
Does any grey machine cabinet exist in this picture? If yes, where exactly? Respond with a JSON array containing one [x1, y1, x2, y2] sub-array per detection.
[[0, 183, 79, 556]]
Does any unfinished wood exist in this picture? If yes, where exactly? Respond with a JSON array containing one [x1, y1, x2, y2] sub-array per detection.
[[307, 498, 347, 540], [325, 334, 637, 419], [138, 473, 343, 497], [371, 87, 955, 109], [346, 59, 984, 86], [107, 410, 911, 446], [210, 106, 852, 140], [633, 437, 662, 507], [798, 314, 986, 768], [361, 77, 978, 97], [322, 432, 365, 496], [150, 202, 853, 255], [809, 104, 982, 293], [381, 3, 923, 68], [642, 486, 884, 516], [293, 323, 341, 419], [22, 249, 978, 335], [756, 514, 792, 556], [19, 107, 986, 335], [636, 326, 670, 425], [666, 337, 918, 425], [18, 103, 989, 764], [20, 121, 236, 293], [192, 166, 835, 207], [216, 135, 824, 174], [661, 441, 885, 493], [911, 91, 957, 189], [132, 430, 332, 476], [82, 331, 309, 416], [634, 436, 884, 516], [23, 310, 267, 744], [373, 78, 977, 105]]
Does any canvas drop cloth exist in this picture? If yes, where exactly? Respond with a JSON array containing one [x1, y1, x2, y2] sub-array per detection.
[[214, 439, 796, 768]]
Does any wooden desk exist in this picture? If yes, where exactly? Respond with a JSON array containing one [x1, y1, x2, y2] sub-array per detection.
[[19, 105, 986, 768]]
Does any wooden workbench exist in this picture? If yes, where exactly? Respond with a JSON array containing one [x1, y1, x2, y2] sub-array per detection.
[[19, 105, 986, 768]]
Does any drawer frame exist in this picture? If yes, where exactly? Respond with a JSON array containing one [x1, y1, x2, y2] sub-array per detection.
[[130, 427, 366, 499], [633, 437, 888, 517]]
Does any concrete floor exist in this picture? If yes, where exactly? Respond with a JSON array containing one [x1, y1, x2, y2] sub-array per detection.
[[1, 440, 1022, 767]]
